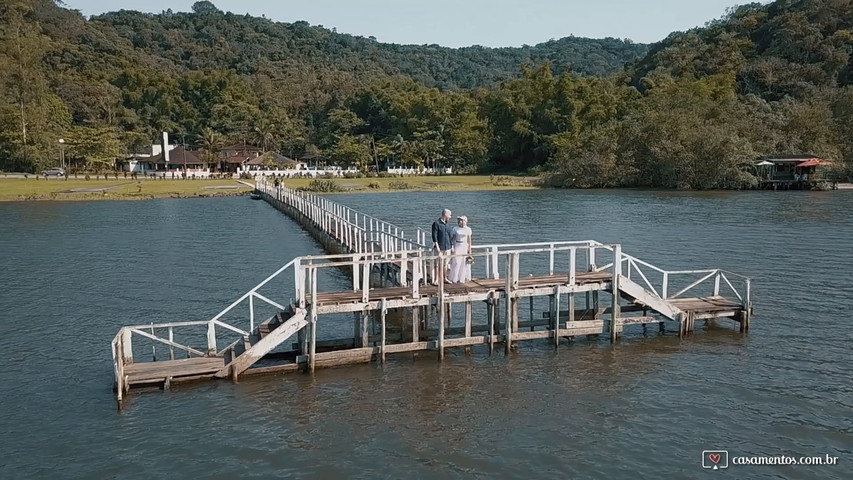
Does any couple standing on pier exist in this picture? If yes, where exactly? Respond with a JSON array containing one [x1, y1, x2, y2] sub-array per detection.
[[431, 208, 473, 284]]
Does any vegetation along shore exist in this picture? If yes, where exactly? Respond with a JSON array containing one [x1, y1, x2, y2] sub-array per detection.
[[2, 1, 853, 189]]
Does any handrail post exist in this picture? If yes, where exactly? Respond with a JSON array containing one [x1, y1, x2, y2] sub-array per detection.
[[589, 246, 596, 271], [662, 272, 668, 299], [400, 251, 408, 286], [746, 278, 751, 310], [296, 263, 306, 308], [121, 327, 133, 365], [569, 247, 576, 285], [206, 321, 217, 356], [412, 258, 420, 298], [491, 246, 499, 279], [714, 271, 721, 297], [362, 256, 370, 303], [549, 243, 555, 275], [249, 293, 255, 333]]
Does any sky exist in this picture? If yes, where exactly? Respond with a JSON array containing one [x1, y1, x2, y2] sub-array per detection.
[[63, 0, 756, 47]]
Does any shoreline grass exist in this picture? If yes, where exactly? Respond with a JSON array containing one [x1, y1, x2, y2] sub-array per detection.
[[281, 174, 542, 193], [0, 177, 254, 202], [0, 175, 541, 201]]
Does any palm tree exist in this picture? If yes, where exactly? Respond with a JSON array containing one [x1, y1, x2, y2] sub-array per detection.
[[200, 128, 225, 172], [252, 120, 276, 152]]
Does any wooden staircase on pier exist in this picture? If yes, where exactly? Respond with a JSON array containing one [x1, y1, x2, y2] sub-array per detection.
[[216, 306, 308, 379]]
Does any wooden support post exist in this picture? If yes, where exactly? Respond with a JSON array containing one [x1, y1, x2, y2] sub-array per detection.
[[553, 287, 561, 348], [114, 342, 124, 404], [488, 298, 495, 355], [494, 298, 501, 337], [361, 311, 369, 348], [310, 269, 318, 373], [504, 253, 516, 355], [568, 292, 575, 327], [593, 291, 600, 319], [464, 302, 472, 354], [351, 312, 360, 348], [381, 298, 387, 363], [529, 296, 534, 332], [611, 244, 621, 343], [438, 257, 446, 360], [412, 305, 420, 344], [512, 297, 519, 333]]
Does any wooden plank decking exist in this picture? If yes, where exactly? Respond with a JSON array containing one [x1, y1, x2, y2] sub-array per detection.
[[124, 357, 224, 386], [314, 271, 613, 307]]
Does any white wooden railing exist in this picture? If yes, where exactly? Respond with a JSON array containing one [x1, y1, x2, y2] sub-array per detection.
[[257, 178, 431, 253]]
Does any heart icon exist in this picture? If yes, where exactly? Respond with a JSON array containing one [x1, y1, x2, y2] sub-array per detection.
[[709, 454, 721, 464]]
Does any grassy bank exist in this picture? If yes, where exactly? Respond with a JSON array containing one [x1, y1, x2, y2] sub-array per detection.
[[0, 174, 542, 201], [0, 177, 253, 201], [280, 174, 542, 193]]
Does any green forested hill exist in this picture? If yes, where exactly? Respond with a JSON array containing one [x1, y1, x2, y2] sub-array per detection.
[[2, 0, 852, 188], [90, 5, 646, 89]]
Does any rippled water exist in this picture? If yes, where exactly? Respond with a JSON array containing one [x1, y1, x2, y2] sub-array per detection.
[[1, 191, 851, 478]]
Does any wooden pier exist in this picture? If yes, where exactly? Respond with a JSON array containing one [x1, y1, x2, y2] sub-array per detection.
[[111, 179, 753, 403]]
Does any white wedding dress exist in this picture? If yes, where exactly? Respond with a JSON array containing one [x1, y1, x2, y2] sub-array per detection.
[[448, 226, 472, 283]]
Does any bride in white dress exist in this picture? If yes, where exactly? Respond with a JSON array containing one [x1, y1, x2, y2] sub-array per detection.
[[448, 216, 472, 283]]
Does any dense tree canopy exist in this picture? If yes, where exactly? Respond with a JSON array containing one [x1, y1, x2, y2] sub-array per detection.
[[1, 0, 852, 187]]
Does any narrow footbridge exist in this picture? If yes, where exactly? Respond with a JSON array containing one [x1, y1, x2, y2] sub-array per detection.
[[111, 180, 752, 402]]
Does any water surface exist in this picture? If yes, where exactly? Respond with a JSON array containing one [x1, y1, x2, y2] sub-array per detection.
[[1, 190, 851, 478]]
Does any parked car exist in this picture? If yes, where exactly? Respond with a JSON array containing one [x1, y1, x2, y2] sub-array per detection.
[[42, 168, 65, 177]]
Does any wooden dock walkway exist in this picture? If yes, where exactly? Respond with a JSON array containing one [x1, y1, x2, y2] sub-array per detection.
[[111, 179, 753, 403]]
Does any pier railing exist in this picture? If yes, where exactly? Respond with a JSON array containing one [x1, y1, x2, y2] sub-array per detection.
[[588, 245, 751, 308], [112, 239, 752, 400], [471, 240, 749, 309], [111, 243, 612, 380], [256, 179, 431, 253], [111, 241, 751, 384]]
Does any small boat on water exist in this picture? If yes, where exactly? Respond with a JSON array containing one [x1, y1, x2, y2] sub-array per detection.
[[250, 193, 263, 200]]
